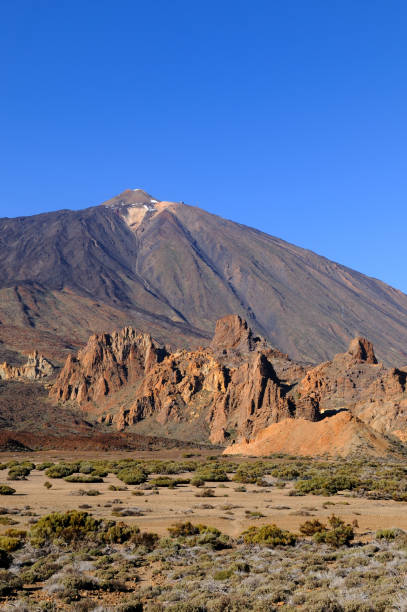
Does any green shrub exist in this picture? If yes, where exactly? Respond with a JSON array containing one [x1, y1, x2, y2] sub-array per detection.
[[168, 522, 200, 537], [233, 462, 267, 484], [375, 528, 399, 540], [214, 567, 234, 580], [0, 517, 17, 526], [196, 463, 229, 482], [190, 476, 205, 487], [0, 485, 15, 495], [313, 515, 354, 547], [150, 476, 190, 488], [117, 466, 148, 485], [44, 480, 52, 489], [64, 473, 103, 483], [30, 510, 101, 546], [7, 465, 31, 480], [45, 463, 78, 479], [36, 461, 54, 471], [21, 558, 61, 582], [104, 522, 140, 544], [295, 474, 360, 496], [167, 522, 230, 549], [131, 530, 159, 550], [300, 519, 327, 536], [0, 570, 23, 596], [0, 535, 23, 552], [242, 524, 297, 547]]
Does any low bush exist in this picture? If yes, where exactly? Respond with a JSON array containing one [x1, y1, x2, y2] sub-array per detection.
[[36, 461, 54, 471], [214, 567, 234, 580], [0, 535, 23, 552], [104, 522, 140, 544], [242, 524, 297, 547], [64, 474, 103, 483], [0, 570, 23, 596], [300, 519, 327, 536], [150, 476, 190, 488], [22, 557, 61, 582], [195, 487, 215, 498], [168, 522, 200, 537], [117, 466, 148, 485], [376, 528, 399, 540], [313, 515, 354, 547], [196, 463, 229, 482], [45, 463, 79, 479], [190, 476, 205, 488], [7, 465, 31, 480], [0, 485, 15, 495], [29, 510, 102, 546], [295, 474, 360, 496]]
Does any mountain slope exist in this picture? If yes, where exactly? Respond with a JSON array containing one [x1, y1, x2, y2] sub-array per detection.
[[1, 189, 407, 365]]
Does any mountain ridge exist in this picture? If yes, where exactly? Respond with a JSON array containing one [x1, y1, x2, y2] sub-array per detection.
[[0, 189, 407, 366]]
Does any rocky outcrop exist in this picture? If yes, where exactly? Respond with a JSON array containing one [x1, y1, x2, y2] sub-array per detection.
[[0, 351, 54, 380], [296, 337, 407, 440], [51, 315, 320, 443], [50, 327, 167, 405], [347, 337, 378, 364], [50, 315, 407, 452], [210, 314, 269, 356], [99, 346, 306, 444]]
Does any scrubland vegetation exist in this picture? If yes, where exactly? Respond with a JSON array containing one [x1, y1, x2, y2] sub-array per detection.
[[0, 452, 406, 609]]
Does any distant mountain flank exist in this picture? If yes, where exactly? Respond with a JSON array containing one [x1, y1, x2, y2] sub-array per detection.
[[1, 188, 407, 366]]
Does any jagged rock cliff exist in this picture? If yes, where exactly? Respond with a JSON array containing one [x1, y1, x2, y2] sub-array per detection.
[[50, 315, 407, 452], [297, 338, 407, 439], [0, 351, 54, 381], [50, 315, 319, 443], [50, 327, 167, 405]]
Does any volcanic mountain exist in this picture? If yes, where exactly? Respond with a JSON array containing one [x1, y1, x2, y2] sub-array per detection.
[[1, 188, 407, 366]]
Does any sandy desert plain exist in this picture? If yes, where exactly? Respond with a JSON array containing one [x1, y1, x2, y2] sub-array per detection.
[[0, 447, 406, 610]]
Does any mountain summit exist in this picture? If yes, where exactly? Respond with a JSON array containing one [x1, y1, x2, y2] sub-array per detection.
[[101, 188, 158, 208], [0, 189, 407, 366]]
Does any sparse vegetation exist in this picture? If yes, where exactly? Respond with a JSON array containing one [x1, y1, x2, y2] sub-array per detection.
[[0, 451, 406, 609]]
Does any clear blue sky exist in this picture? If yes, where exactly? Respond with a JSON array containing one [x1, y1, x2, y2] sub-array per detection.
[[1, 1, 406, 292]]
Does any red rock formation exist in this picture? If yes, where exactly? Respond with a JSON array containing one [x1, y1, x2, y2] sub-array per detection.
[[50, 317, 407, 452], [347, 337, 378, 364], [0, 351, 54, 380], [50, 327, 167, 405], [51, 316, 319, 443], [296, 337, 407, 440]]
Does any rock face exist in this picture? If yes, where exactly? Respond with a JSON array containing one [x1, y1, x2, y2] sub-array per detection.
[[50, 327, 167, 405], [51, 315, 320, 444], [296, 338, 407, 440], [347, 337, 378, 364], [50, 315, 407, 454], [0, 351, 54, 381]]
